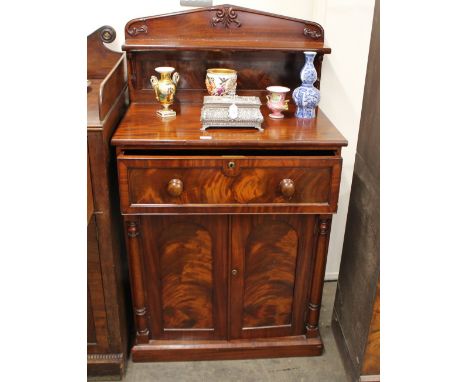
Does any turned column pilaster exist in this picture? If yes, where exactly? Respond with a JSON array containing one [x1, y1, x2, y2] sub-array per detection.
[[126, 220, 150, 344], [306, 215, 332, 338]]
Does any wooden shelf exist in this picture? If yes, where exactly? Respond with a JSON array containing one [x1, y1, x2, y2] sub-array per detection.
[[123, 39, 331, 53], [111, 102, 347, 149]]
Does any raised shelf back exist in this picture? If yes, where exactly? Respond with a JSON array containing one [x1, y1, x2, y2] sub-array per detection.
[[124, 4, 330, 104]]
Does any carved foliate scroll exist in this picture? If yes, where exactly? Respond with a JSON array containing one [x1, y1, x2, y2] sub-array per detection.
[[126, 23, 148, 36], [211, 7, 241, 29]]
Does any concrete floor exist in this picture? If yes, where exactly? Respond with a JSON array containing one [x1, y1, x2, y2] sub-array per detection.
[[115, 281, 347, 382]]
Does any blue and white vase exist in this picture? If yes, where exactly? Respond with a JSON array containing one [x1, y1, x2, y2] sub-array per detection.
[[293, 51, 320, 119]]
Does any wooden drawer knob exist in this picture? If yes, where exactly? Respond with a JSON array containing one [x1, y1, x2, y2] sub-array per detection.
[[279, 178, 295, 198], [167, 179, 183, 197]]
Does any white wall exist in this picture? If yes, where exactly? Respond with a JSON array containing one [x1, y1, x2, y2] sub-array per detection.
[[313, 0, 375, 279], [85, 0, 375, 279]]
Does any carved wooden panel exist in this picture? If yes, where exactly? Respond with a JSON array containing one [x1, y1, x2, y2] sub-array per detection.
[[124, 5, 325, 44], [140, 215, 228, 340], [118, 156, 342, 214], [242, 220, 298, 327], [160, 223, 214, 329], [230, 215, 315, 339]]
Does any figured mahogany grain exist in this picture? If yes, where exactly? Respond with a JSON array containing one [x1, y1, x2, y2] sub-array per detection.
[[242, 221, 298, 327], [112, 103, 347, 149], [160, 223, 214, 329], [114, 5, 348, 362], [117, 155, 339, 214], [140, 215, 228, 340], [230, 215, 314, 340]]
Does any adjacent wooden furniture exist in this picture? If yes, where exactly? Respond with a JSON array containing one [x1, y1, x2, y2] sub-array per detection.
[[332, 1, 380, 381], [112, 5, 347, 362], [87, 25, 130, 379]]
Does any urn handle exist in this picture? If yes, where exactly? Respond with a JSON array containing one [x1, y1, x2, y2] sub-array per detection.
[[167, 179, 183, 197], [279, 178, 295, 198], [172, 72, 180, 86], [150, 75, 159, 100]]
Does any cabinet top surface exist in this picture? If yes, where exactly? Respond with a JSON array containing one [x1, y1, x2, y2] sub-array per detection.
[[111, 102, 347, 149]]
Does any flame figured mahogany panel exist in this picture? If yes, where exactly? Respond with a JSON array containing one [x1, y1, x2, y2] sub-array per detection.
[[230, 215, 315, 339], [159, 222, 214, 329], [117, 155, 342, 214], [140, 215, 228, 340], [242, 221, 299, 327]]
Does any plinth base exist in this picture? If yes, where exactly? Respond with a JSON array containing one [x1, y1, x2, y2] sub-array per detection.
[[157, 109, 176, 118], [131, 334, 324, 362]]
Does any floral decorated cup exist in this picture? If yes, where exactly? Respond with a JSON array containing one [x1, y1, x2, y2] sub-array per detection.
[[266, 86, 290, 119], [205, 68, 237, 96]]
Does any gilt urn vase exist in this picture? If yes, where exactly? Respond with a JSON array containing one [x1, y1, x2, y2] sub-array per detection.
[[292, 51, 320, 119]]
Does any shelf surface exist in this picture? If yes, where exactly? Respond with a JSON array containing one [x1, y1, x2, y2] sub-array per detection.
[[111, 102, 347, 149], [87, 78, 104, 128], [123, 39, 331, 53]]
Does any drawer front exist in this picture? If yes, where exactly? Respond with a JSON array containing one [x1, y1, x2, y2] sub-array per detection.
[[117, 155, 342, 214]]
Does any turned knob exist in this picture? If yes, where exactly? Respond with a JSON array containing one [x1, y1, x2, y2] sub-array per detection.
[[279, 178, 295, 198], [167, 179, 183, 197]]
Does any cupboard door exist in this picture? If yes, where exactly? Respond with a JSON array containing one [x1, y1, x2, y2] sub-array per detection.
[[140, 215, 228, 340], [230, 215, 315, 339]]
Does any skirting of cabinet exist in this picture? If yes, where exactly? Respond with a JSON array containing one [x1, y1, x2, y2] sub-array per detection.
[[87, 353, 125, 380], [131, 335, 323, 362]]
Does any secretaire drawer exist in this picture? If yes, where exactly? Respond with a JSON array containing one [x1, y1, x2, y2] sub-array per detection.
[[117, 151, 342, 214]]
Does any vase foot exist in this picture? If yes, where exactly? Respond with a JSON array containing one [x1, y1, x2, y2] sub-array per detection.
[[157, 109, 176, 118], [269, 113, 284, 119]]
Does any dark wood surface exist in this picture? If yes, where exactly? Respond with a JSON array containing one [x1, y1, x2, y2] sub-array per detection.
[[132, 336, 323, 362], [116, 154, 342, 214], [123, 5, 329, 104], [87, 25, 130, 379], [230, 215, 314, 340], [124, 5, 328, 52], [332, 1, 379, 381], [140, 215, 228, 341], [113, 5, 347, 362], [126, 51, 324, 103], [112, 103, 347, 149]]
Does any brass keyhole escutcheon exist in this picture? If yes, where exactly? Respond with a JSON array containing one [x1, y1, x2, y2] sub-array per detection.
[[231, 269, 238, 276], [228, 161, 236, 169]]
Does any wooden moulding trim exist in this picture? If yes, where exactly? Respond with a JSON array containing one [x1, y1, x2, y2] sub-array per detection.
[[87, 352, 124, 362], [87, 352, 125, 378], [125, 5, 323, 34], [122, 43, 332, 53], [306, 215, 332, 338], [131, 335, 324, 361], [360, 375, 380, 382], [126, 221, 150, 344], [123, 4, 327, 52]]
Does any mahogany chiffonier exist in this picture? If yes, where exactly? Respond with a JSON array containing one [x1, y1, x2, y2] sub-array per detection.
[[87, 26, 130, 378], [111, 5, 348, 362]]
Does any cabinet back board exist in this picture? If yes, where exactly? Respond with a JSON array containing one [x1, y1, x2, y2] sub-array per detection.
[[123, 4, 330, 103]]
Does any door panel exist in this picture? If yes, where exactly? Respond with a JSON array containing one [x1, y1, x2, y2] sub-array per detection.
[[141, 215, 228, 340], [230, 215, 315, 339]]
